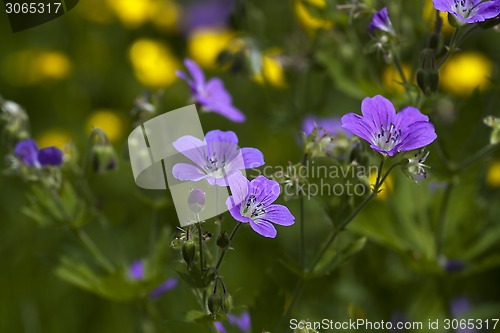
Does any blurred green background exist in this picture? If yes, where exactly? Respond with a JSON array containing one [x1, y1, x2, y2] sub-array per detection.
[[1, 0, 500, 332]]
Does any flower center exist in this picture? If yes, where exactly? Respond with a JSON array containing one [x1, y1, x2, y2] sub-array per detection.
[[203, 153, 226, 178], [240, 194, 266, 220], [373, 123, 402, 152], [453, 0, 474, 18]]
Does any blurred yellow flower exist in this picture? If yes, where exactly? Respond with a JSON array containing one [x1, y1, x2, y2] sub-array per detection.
[[486, 160, 500, 187], [370, 172, 393, 200], [382, 64, 411, 93], [77, 0, 113, 23], [188, 29, 234, 69], [440, 52, 492, 95], [86, 110, 124, 143], [253, 53, 286, 88], [423, 0, 454, 34], [294, 0, 333, 31], [105, 0, 179, 29], [1, 50, 71, 86], [129, 39, 179, 88], [37, 129, 71, 149]]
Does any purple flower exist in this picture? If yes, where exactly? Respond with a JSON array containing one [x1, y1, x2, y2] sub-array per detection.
[[182, 0, 234, 34], [368, 7, 395, 35], [176, 59, 245, 123], [14, 138, 63, 167], [215, 311, 251, 333], [341, 95, 437, 156], [442, 259, 466, 272], [128, 260, 178, 299], [226, 174, 294, 238], [450, 297, 476, 333], [433, 0, 500, 23], [302, 116, 352, 138], [172, 130, 264, 186]]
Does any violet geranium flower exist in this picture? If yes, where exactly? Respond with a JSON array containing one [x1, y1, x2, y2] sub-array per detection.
[[215, 311, 251, 333], [368, 7, 395, 35], [341, 95, 437, 156], [226, 174, 294, 238], [176, 58, 246, 123], [172, 130, 264, 186], [433, 0, 500, 23], [14, 138, 63, 167]]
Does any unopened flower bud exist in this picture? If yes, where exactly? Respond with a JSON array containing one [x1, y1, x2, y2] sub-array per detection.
[[188, 188, 206, 214], [417, 68, 439, 95], [182, 239, 196, 269], [216, 231, 230, 250], [221, 293, 233, 314], [89, 128, 118, 174], [208, 293, 222, 315], [483, 116, 500, 145]]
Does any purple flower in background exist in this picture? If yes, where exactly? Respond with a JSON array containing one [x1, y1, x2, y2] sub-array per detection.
[[226, 174, 294, 238], [172, 130, 264, 186], [433, 0, 500, 23], [182, 0, 234, 34], [176, 58, 245, 123], [451, 297, 476, 333], [302, 116, 352, 137], [128, 260, 178, 299], [341, 95, 437, 156], [368, 7, 395, 35], [215, 311, 251, 333], [14, 138, 63, 167], [442, 259, 466, 273]]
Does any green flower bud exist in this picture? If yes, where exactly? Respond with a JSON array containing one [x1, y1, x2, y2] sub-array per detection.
[[182, 239, 196, 269], [216, 231, 230, 250], [92, 145, 118, 174], [208, 293, 222, 315], [221, 293, 233, 314]]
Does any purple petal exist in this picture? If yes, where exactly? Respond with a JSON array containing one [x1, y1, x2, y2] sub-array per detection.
[[129, 260, 145, 280], [432, 0, 454, 12], [227, 172, 249, 208], [204, 78, 232, 105], [249, 220, 277, 238], [184, 58, 205, 86], [14, 138, 39, 167], [451, 297, 471, 316], [361, 95, 396, 132], [395, 106, 429, 130], [260, 204, 295, 226], [205, 129, 239, 145], [341, 113, 375, 144], [468, 1, 500, 22], [214, 322, 228, 333], [172, 135, 208, 166], [172, 163, 208, 181], [228, 311, 251, 332], [302, 116, 352, 137], [38, 147, 63, 166], [176, 70, 194, 87], [248, 176, 281, 206], [397, 122, 437, 152], [240, 148, 264, 169], [150, 278, 178, 299], [368, 7, 395, 35], [226, 200, 251, 223], [203, 102, 246, 123]]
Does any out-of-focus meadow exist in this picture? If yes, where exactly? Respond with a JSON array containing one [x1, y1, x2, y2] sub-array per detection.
[[1, 0, 500, 332]]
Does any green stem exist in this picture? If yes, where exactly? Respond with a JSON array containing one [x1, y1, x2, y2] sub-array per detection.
[[299, 152, 308, 269], [435, 182, 454, 258], [72, 228, 114, 273], [391, 45, 408, 84], [215, 222, 243, 270], [196, 222, 205, 273], [456, 144, 499, 171]]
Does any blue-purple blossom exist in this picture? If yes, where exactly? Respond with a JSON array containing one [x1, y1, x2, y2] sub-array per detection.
[[14, 138, 63, 167], [433, 0, 500, 23], [182, 0, 234, 34], [128, 260, 178, 299], [369, 7, 395, 35], [172, 130, 264, 186], [226, 174, 294, 238], [215, 311, 251, 333], [176, 58, 245, 123], [302, 116, 352, 138], [442, 258, 466, 272], [450, 297, 476, 333], [341, 95, 437, 156]]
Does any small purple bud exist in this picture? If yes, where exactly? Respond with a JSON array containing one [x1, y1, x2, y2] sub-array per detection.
[[38, 147, 63, 166], [14, 138, 39, 167], [129, 260, 145, 280], [442, 259, 466, 273], [188, 188, 206, 214], [150, 278, 178, 299]]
